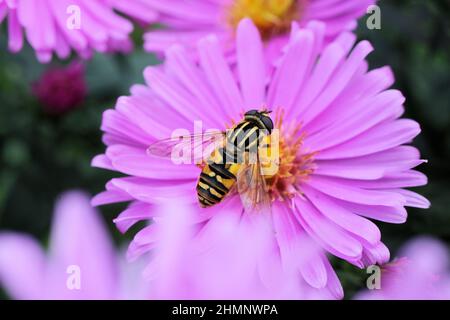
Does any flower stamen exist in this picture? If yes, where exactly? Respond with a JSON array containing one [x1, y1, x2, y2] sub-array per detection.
[[266, 108, 315, 202]]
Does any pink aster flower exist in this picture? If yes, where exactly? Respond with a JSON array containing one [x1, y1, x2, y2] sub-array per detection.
[[143, 0, 375, 58], [0, 0, 158, 62], [93, 19, 429, 298], [32, 62, 86, 115], [0, 191, 150, 299], [356, 237, 450, 300]]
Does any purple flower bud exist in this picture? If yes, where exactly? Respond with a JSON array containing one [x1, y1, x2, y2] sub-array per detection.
[[32, 63, 87, 115]]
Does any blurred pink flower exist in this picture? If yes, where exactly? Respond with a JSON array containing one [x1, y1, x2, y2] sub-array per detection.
[[93, 19, 428, 299], [357, 237, 450, 300], [143, 0, 375, 58], [0, 0, 158, 62], [32, 62, 86, 115], [0, 191, 150, 299], [146, 202, 338, 299]]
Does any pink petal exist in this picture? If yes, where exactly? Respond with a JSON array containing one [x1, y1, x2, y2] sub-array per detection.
[[91, 154, 114, 171], [361, 241, 390, 266], [290, 41, 345, 119], [165, 45, 229, 125], [306, 175, 406, 207], [314, 146, 425, 180], [91, 189, 133, 206], [268, 28, 315, 111], [334, 199, 408, 224], [388, 189, 430, 209], [108, 177, 197, 204], [301, 41, 374, 126], [48, 191, 118, 299], [294, 197, 363, 262], [303, 185, 381, 245], [106, 144, 198, 180], [7, 8, 22, 52], [0, 233, 45, 299], [113, 202, 154, 234], [322, 255, 344, 299], [102, 110, 153, 147], [144, 66, 223, 128], [197, 35, 245, 120], [306, 89, 405, 151], [316, 119, 421, 160], [236, 18, 266, 108]]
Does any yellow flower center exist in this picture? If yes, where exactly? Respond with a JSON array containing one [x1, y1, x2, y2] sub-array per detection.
[[226, 0, 302, 39], [265, 110, 315, 202]]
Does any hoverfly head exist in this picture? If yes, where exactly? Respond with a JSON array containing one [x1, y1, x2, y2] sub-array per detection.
[[244, 109, 274, 133]]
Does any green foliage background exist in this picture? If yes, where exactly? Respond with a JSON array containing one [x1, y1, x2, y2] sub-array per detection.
[[0, 0, 449, 299]]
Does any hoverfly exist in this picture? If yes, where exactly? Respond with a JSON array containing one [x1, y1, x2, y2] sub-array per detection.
[[147, 110, 279, 214]]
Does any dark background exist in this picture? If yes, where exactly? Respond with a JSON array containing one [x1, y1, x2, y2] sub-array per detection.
[[0, 0, 449, 299]]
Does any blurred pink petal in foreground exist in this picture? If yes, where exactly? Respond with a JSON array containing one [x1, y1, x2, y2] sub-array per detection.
[[143, 0, 376, 58], [32, 62, 87, 115], [146, 202, 336, 299], [357, 237, 450, 300], [0, 0, 158, 62], [0, 191, 150, 299]]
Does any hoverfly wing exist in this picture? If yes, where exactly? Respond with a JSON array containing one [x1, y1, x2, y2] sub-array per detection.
[[236, 162, 272, 215], [146, 131, 226, 164]]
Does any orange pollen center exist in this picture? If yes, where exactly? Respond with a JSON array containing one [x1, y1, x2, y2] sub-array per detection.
[[226, 0, 302, 40], [265, 110, 315, 202]]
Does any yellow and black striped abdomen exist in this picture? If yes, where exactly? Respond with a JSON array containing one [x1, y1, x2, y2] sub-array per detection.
[[196, 146, 241, 208]]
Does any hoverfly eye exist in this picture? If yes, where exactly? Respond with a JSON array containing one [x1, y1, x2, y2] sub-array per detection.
[[245, 109, 258, 116], [261, 116, 274, 133]]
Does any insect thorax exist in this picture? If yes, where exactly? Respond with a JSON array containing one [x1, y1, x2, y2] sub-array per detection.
[[221, 120, 271, 164]]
